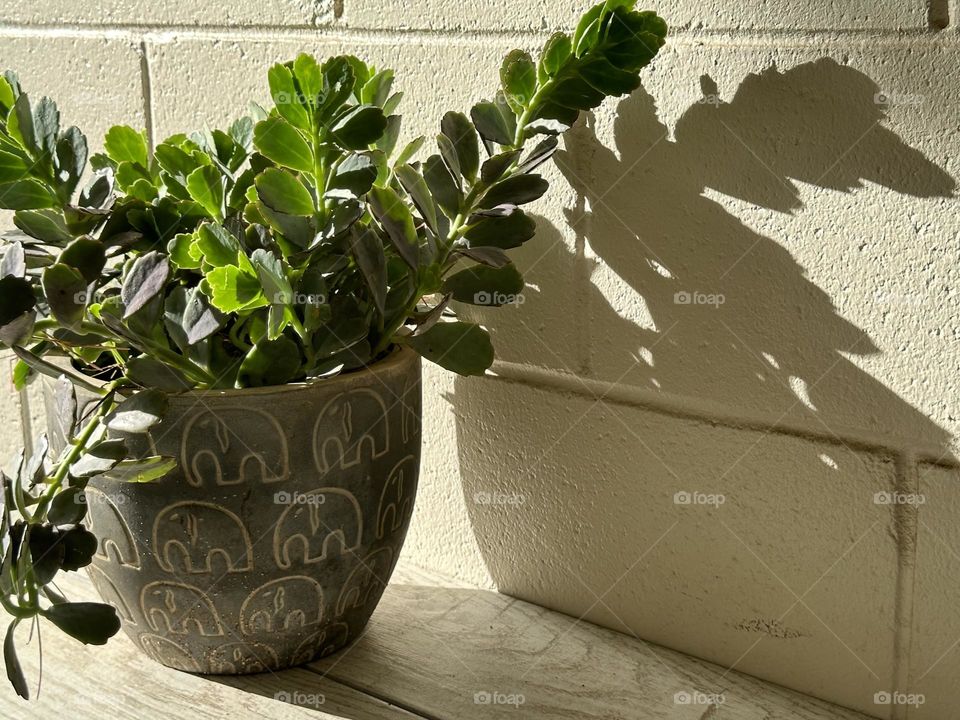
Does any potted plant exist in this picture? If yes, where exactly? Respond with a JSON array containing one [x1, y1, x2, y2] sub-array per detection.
[[0, 0, 665, 697]]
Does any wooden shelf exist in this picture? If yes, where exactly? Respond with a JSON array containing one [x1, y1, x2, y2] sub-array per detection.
[[0, 564, 871, 719]]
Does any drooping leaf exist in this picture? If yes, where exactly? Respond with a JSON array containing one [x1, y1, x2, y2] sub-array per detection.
[[456, 245, 511, 269], [43, 602, 121, 645], [69, 439, 128, 478], [104, 388, 168, 433], [480, 150, 522, 184], [4, 621, 28, 700], [405, 321, 494, 376], [101, 456, 176, 483], [13, 208, 72, 243], [470, 99, 516, 147]]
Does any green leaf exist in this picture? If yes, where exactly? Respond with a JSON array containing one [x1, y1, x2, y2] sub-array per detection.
[[329, 153, 378, 198], [238, 336, 301, 387], [368, 185, 418, 269], [500, 49, 537, 111], [41, 263, 87, 327], [255, 168, 314, 216], [440, 111, 479, 182], [480, 174, 549, 208], [0, 179, 55, 210], [194, 222, 242, 268], [405, 321, 494, 376], [185, 165, 225, 221], [330, 105, 388, 150], [443, 263, 524, 305], [59, 237, 106, 283], [456, 245, 511, 269], [43, 602, 121, 645], [470, 100, 516, 147], [105, 388, 168, 433], [251, 247, 293, 307], [465, 210, 537, 249], [395, 163, 440, 237], [267, 63, 310, 130], [0, 241, 24, 279], [104, 125, 148, 167], [101, 456, 177, 483], [253, 117, 314, 173], [13, 208, 72, 243], [541, 32, 573, 77], [127, 355, 194, 391], [0, 150, 28, 182], [349, 225, 387, 315], [167, 232, 201, 270], [69, 439, 128, 478], [480, 149, 522, 184], [205, 265, 267, 312], [181, 286, 223, 344], [48, 487, 87, 526], [293, 54, 323, 109], [4, 621, 28, 700], [422, 154, 461, 219], [121, 251, 169, 318]]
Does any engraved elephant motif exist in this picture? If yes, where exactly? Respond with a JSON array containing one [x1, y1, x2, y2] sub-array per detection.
[[376, 455, 418, 539], [139, 633, 201, 673], [239, 576, 325, 635], [291, 622, 351, 665], [181, 407, 289, 487], [87, 565, 136, 625], [273, 488, 363, 569], [336, 547, 394, 616], [314, 388, 390, 472], [85, 487, 140, 568], [140, 581, 224, 636], [152, 501, 253, 574], [206, 641, 279, 674]]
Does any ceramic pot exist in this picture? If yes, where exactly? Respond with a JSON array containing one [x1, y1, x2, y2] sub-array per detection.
[[43, 348, 421, 674]]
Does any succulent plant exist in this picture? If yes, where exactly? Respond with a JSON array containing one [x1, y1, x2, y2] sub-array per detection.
[[0, 0, 666, 698]]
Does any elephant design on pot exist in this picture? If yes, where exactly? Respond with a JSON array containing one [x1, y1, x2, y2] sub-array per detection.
[[181, 407, 289, 487], [336, 547, 394, 616], [85, 487, 140, 569], [239, 576, 325, 635], [152, 501, 253, 575], [376, 455, 418, 539], [291, 622, 351, 665], [139, 634, 201, 673], [314, 388, 390, 472], [206, 641, 279, 674], [140, 581, 224, 636], [273, 488, 363, 569]]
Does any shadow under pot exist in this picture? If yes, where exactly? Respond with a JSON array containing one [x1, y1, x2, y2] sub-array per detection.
[[42, 348, 422, 675]]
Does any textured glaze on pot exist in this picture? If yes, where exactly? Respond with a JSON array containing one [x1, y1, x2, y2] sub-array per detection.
[[44, 348, 421, 674]]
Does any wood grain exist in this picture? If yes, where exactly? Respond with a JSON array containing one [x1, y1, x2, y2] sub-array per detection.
[[0, 564, 873, 719]]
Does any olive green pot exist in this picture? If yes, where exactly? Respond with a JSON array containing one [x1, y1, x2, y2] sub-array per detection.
[[43, 348, 421, 674]]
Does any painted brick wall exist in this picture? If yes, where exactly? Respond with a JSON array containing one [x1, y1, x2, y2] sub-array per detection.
[[0, 2, 958, 717]]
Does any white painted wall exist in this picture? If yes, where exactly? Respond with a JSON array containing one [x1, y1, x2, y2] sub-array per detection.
[[0, 2, 958, 718]]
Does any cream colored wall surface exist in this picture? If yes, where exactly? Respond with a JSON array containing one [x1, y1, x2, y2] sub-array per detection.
[[0, 2, 958, 718]]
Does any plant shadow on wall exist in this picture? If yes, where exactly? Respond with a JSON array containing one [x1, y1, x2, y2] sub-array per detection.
[[451, 59, 956, 699]]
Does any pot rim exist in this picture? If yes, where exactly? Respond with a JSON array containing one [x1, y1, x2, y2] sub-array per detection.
[[51, 345, 420, 399]]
